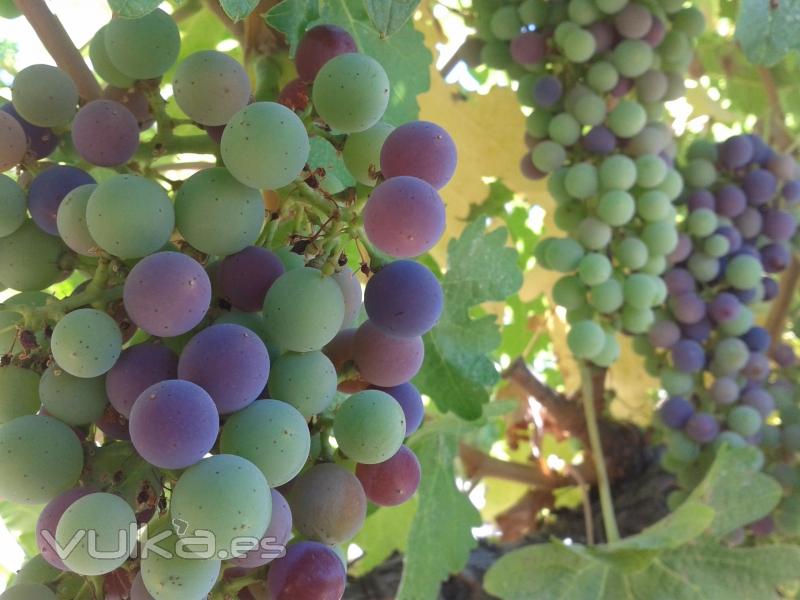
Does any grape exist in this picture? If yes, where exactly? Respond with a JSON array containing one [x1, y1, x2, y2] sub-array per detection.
[[102, 86, 154, 130], [274, 246, 306, 271], [567, 320, 605, 359], [353, 320, 423, 386], [637, 190, 671, 221], [123, 252, 211, 337], [278, 77, 310, 112], [612, 40, 653, 78], [12, 64, 77, 127], [648, 320, 680, 348], [0, 415, 83, 504], [595, 0, 627, 14], [0, 584, 56, 600], [762, 209, 797, 242], [727, 405, 762, 437], [615, 237, 648, 269], [36, 487, 96, 570], [772, 343, 796, 368], [741, 169, 777, 205], [519, 0, 549, 24], [289, 462, 367, 543], [0, 366, 39, 425], [531, 140, 567, 172], [221, 102, 310, 190], [332, 268, 363, 329], [614, 3, 653, 38], [582, 126, 617, 154], [178, 323, 270, 414], [742, 388, 775, 417], [734, 207, 763, 239], [712, 337, 750, 374], [175, 167, 265, 256], [568, 0, 601, 26], [635, 155, 668, 188], [0, 174, 25, 238], [266, 540, 346, 600], [577, 217, 612, 249], [510, 31, 547, 66], [685, 412, 720, 443], [313, 53, 390, 133], [687, 252, 719, 282], [51, 309, 122, 378], [220, 399, 310, 486], [743, 352, 770, 381], [742, 326, 770, 353], [589, 278, 623, 313], [597, 190, 635, 226], [669, 292, 706, 324], [578, 253, 612, 285], [526, 110, 552, 138], [545, 238, 584, 272], [553, 275, 587, 310], [295, 24, 357, 82], [380, 121, 458, 189], [0, 110, 25, 171], [364, 260, 442, 337], [129, 573, 155, 600], [533, 75, 563, 108], [768, 153, 797, 179], [356, 444, 421, 507], [661, 369, 694, 396], [334, 389, 406, 464], [783, 180, 800, 202], [263, 267, 345, 352], [71, 99, 139, 167], [606, 99, 647, 137], [718, 135, 754, 170], [598, 155, 635, 190], [86, 174, 174, 259], [218, 246, 285, 312], [708, 377, 739, 405], [725, 254, 763, 289], [39, 366, 107, 426], [173, 51, 250, 126], [635, 70, 668, 103], [707, 292, 740, 324], [562, 27, 596, 63], [171, 454, 270, 554], [29, 165, 96, 236], [490, 5, 522, 39], [372, 383, 424, 436], [762, 277, 779, 301], [230, 488, 292, 568], [269, 351, 337, 418], [670, 339, 705, 373], [642, 220, 679, 255], [363, 176, 446, 257], [105, 344, 178, 417], [104, 9, 180, 79], [623, 273, 658, 308], [703, 234, 730, 258], [481, 42, 513, 69], [344, 122, 394, 186], [56, 184, 97, 256], [1, 103, 59, 159], [129, 379, 218, 469], [563, 163, 597, 199], [89, 25, 134, 88], [659, 396, 694, 429]]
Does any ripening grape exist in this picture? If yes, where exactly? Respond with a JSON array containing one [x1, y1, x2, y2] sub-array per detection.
[[231, 488, 292, 568], [266, 541, 346, 600], [356, 445, 421, 506], [104, 9, 180, 79], [103, 86, 154, 130], [380, 121, 457, 189], [353, 320, 424, 386], [0, 111, 25, 172], [295, 24, 357, 82], [28, 165, 95, 236], [344, 122, 395, 186], [89, 25, 134, 87], [173, 51, 250, 126], [12, 65, 77, 127], [39, 366, 107, 426], [334, 389, 406, 464], [685, 412, 720, 443], [71, 100, 140, 167], [51, 309, 122, 378], [105, 343, 178, 417], [268, 351, 338, 418]]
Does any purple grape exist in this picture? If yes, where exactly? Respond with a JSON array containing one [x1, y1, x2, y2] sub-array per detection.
[[748, 134, 772, 165], [95, 405, 131, 441], [734, 207, 763, 239], [1, 102, 58, 159], [178, 323, 270, 414], [687, 189, 715, 210], [685, 412, 720, 443], [643, 17, 665, 46], [611, 77, 633, 98], [105, 344, 178, 417], [718, 135, 754, 170], [773, 342, 796, 367], [782, 180, 800, 203], [218, 246, 285, 312], [762, 277, 779, 301], [749, 515, 775, 537], [36, 486, 96, 569], [762, 209, 797, 242], [103, 86, 155, 130], [353, 320, 424, 387], [742, 326, 770, 353], [649, 320, 681, 348], [710, 377, 739, 405], [364, 260, 442, 338], [204, 123, 225, 144], [668, 234, 692, 264], [0, 111, 25, 171], [380, 121, 457, 190], [331, 268, 363, 329], [28, 165, 95, 235], [714, 184, 746, 217], [709, 292, 741, 323], [716, 226, 742, 252], [129, 379, 218, 469], [123, 252, 211, 337], [761, 242, 790, 273], [768, 154, 797, 180], [521, 153, 547, 179], [681, 318, 712, 343], [664, 269, 696, 295], [266, 541, 346, 600], [371, 382, 424, 435], [231, 489, 293, 568], [742, 168, 777, 205], [659, 396, 694, 429], [671, 339, 705, 373], [670, 292, 706, 324], [533, 75, 563, 108], [363, 176, 446, 258], [734, 243, 761, 259], [581, 126, 617, 154], [356, 445, 421, 506], [295, 24, 357, 82], [130, 573, 155, 600], [732, 286, 756, 304], [742, 352, 770, 381], [71, 99, 140, 167], [278, 77, 310, 112], [510, 31, 547, 65], [588, 21, 616, 53]]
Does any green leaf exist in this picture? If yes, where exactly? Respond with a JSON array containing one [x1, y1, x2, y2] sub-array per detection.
[[465, 179, 513, 221], [350, 497, 417, 577], [308, 136, 356, 194], [219, 0, 260, 21], [396, 418, 481, 600], [0, 501, 42, 557], [415, 219, 523, 419], [83, 442, 161, 515], [264, 0, 319, 50], [364, 0, 421, 36], [107, 0, 160, 18], [735, 0, 800, 66]]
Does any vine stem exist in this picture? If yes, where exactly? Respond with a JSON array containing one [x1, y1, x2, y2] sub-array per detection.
[[14, 0, 102, 101], [579, 361, 619, 544]]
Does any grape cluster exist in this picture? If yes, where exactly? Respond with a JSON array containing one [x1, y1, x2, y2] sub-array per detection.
[[643, 135, 800, 525], [0, 11, 454, 600], [471, 0, 703, 366]]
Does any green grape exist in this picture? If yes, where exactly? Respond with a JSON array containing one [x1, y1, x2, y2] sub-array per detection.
[[0, 174, 26, 237], [0, 366, 39, 425], [666, 431, 700, 463], [12, 65, 77, 127], [173, 51, 251, 126], [635, 154, 668, 188], [567, 320, 605, 359], [0, 584, 56, 600], [104, 9, 181, 80], [554, 22, 580, 48], [517, 74, 537, 107], [651, 276, 668, 303], [220, 399, 310, 487], [727, 405, 762, 437], [712, 337, 749, 374], [659, 31, 693, 69], [589, 278, 623, 313], [343, 122, 395, 186], [660, 368, 694, 396], [0, 0, 21, 18], [86, 175, 174, 259], [267, 350, 338, 418], [683, 158, 717, 188], [490, 5, 522, 39], [591, 332, 620, 367], [88, 26, 134, 88], [39, 366, 107, 426], [637, 190, 671, 222], [14, 555, 60, 586], [56, 184, 98, 256], [552, 275, 586, 310], [0, 415, 83, 503], [0, 292, 50, 350], [703, 234, 730, 257], [687, 139, 718, 162], [572, 92, 606, 126], [50, 309, 122, 378], [544, 237, 584, 272], [263, 268, 345, 352], [719, 306, 753, 336], [606, 100, 646, 138], [641, 220, 678, 256], [562, 28, 596, 63], [578, 253, 612, 285], [526, 110, 552, 138], [599, 155, 636, 191], [171, 454, 271, 555], [534, 238, 555, 269], [687, 253, 718, 282], [274, 246, 305, 271], [566, 305, 595, 324], [312, 53, 390, 133], [564, 163, 598, 199], [576, 217, 612, 250], [587, 61, 619, 94], [615, 237, 649, 270], [567, 0, 601, 25], [627, 124, 671, 157], [596, 0, 628, 14], [221, 102, 310, 190], [623, 273, 657, 309], [334, 389, 405, 463], [519, 0, 550, 25], [674, 7, 706, 36], [175, 167, 264, 256], [658, 169, 684, 200], [0, 220, 69, 291], [687, 208, 717, 237], [621, 305, 654, 333], [548, 168, 571, 203], [554, 201, 587, 230], [56, 493, 136, 576], [548, 113, 581, 146], [612, 40, 653, 78], [531, 140, 567, 172], [597, 190, 635, 226], [635, 70, 668, 103], [480, 42, 513, 69], [725, 255, 763, 290]]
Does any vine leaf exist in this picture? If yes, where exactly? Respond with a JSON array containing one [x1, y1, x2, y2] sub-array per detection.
[[107, 0, 161, 18], [735, 0, 800, 66], [264, 0, 319, 51], [219, 0, 260, 21], [364, 0, 420, 36], [415, 219, 523, 420]]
